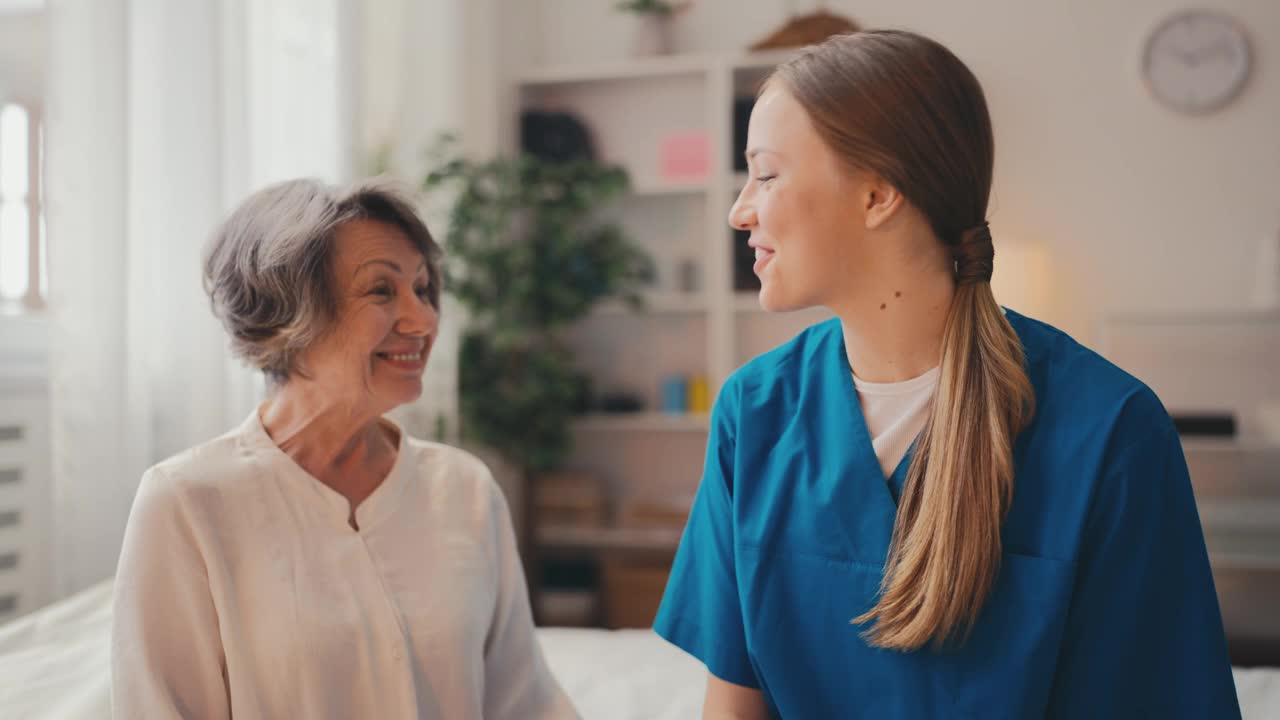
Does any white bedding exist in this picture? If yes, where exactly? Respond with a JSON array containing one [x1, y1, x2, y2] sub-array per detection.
[[1, 580, 1277, 719]]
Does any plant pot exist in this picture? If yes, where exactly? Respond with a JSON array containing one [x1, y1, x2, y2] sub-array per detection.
[[631, 14, 674, 56]]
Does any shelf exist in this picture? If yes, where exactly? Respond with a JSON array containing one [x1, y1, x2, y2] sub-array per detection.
[[630, 177, 710, 196], [536, 524, 683, 554], [571, 412, 710, 432], [1101, 309, 1280, 327], [1209, 551, 1280, 572], [1198, 500, 1280, 532], [517, 49, 800, 87], [518, 53, 713, 86], [729, 48, 802, 72], [593, 292, 705, 316], [1181, 438, 1280, 453]]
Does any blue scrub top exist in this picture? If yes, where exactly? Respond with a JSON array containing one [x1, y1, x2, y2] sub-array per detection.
[[654, 310, 1241, 719]]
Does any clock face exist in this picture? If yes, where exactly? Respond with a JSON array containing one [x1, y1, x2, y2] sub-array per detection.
[[1142, 11, 1251, 114]]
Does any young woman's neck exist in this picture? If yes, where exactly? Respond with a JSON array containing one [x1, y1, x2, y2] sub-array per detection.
[[260, 379, 389, 473], [830, 234, 955, 384]]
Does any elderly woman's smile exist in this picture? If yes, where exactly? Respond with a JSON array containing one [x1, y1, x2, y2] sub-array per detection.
[[376, 349, 426, 367]]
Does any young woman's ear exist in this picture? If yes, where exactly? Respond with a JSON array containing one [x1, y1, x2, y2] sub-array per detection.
[[863, 177, 906, 231]]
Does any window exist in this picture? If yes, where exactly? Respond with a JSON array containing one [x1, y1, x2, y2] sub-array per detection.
[[0, 102, 44, 311]]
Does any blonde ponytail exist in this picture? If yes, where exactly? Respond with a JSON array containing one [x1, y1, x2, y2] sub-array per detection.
[[854, 225, 1034, 650]]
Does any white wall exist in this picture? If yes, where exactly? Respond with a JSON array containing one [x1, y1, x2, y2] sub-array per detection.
[[357, 0, 464, 449], [357, 0, 531, 522], [43, 0, 356, 597], [45, 0, 133, 598], [0, 10, 44, 102], [509, 0, 1280, 344], [356, 0, 500, 437]]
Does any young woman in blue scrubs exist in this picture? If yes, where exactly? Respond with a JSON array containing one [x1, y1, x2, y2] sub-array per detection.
[[654, 30, 1241, 719]]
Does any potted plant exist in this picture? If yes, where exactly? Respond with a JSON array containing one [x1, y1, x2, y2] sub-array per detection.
[[424, 137, 653, 479], [616, 0, 687, 56]]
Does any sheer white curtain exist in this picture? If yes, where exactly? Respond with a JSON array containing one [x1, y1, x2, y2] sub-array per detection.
[[45, 0, 352, 598]]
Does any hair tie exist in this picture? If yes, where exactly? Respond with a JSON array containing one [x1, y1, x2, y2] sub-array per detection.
[[954, 222, 993, 284]]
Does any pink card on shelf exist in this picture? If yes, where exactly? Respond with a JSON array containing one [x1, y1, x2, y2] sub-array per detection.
[[658, 130, 711, 180]]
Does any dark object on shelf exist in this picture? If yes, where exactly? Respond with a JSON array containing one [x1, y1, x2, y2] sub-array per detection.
[[732, 97, 754, 171], [539, 558, 601, 626], [733, 228, 761, 291], [569, 372, 594, 415], [1172, 412, 1236, 437], [597, 392, 645, 413], [541, 557, 600, 590], [749, 6, 861, 51], [521, 110, 596, 164]]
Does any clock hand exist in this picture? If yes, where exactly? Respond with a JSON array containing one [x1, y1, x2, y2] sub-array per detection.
[[1164, 45, 1199, 66], [1191, 40, 1236, 65]]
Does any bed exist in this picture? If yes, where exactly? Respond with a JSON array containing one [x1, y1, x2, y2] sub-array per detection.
[[2, 581, 1277, 719]]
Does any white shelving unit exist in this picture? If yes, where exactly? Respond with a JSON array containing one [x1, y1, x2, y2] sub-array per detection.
[[536, 524, 683, 554], [591, 292, 705, 316], [630, 177, 711, 197], [571, 412, 710, 433], [517, 53, 716, 87], [512, 52, 835, 496], [516, 49, 800, 87], [513, 48, 827, 417], [510, 49, 834, 624]]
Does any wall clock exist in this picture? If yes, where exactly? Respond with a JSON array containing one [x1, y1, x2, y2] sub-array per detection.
[[1142, 10, 1252, 114]]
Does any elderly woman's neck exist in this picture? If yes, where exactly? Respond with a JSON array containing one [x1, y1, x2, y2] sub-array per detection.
[[259, 381, 393, 472]]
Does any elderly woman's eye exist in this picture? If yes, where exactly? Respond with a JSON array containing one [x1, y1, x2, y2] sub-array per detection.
[[415, 286, 431, 298], [370, 285, 393, 297]]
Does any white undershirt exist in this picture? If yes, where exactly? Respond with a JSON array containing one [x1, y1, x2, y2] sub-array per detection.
[[853, 366, 940, 480]]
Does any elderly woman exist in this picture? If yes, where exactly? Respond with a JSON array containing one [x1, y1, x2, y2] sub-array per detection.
[[111, 179, 577, 719]]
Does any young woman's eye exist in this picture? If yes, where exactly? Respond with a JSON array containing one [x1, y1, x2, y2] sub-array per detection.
[[757, 175, 776, 184]]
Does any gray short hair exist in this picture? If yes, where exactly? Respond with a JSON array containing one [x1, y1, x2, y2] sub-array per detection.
[[202, 177, 443, 382]]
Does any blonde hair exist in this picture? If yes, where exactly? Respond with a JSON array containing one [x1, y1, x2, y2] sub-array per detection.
[[774, 30, 1035, 651]]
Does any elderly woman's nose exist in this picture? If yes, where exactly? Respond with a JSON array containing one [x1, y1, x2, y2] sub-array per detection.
[[397, 293, 438, 336]]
